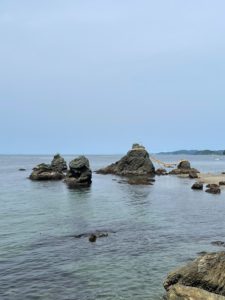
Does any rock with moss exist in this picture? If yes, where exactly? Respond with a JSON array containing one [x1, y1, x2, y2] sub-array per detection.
[[96, 144, 155, 176]]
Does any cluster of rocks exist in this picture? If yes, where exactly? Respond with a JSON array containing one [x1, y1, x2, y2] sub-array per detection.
[[64, 156, 92, 188], [169, 160, 199, 176], [29, 154, 67, 180], [164, 251, 225, 299], [96, 144, 155, 177], [192, 182, 221, 194], [29, 154, 92, 188]]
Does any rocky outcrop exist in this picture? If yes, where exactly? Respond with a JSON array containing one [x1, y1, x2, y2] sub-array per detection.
[[166, 284, 225, 300], [64, 156, 92, 188], [206, 187, 221, 194], [51, 154, 67, 172], [96, 144, 155, 176], [191, 182, 203, 190], [164, 252, 225, 299], [169, 160, 199, 175], [29, 163, 64, 180]]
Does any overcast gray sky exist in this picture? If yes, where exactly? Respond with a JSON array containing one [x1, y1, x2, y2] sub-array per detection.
[[1, 0, 225, 154]]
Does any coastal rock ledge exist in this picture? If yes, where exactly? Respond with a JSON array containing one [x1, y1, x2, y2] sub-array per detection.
[[96, 144, 155, 176], [164, 252, 225, 300]]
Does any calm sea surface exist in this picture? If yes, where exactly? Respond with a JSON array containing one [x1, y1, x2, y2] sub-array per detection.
[[1, 154, 225, 300]]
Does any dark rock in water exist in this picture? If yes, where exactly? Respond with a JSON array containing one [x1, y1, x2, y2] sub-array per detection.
[[127, 176, 155, 185], [89, 234, 97, 242], [189, 171, 198, 179], [96, 144, 155, 176], [206, 187, 221, 194], [18, 168, 26, 171], [178, 160, 191, 169], [29, 163, 64, 180], [211, 241, 225, 247], [51, 154, 67, 172], [64, 156, 92, 188], [169, 160, 199, 176], [164, 252, 225, 298], [206, 184, 219, 188], [219, 181, 225, 186], [155, 168, 168, 176], [191, 182, 203, 190]]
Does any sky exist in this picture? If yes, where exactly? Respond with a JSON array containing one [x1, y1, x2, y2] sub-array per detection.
[[0, 0, 225, 154]]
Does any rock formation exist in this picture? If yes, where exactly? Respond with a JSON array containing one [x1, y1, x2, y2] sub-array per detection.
[[169, 160, 199, 175], [96, 144, 155, 176], [51, 154, 67, 172], [191, 182, 203, 190], [164, 252, 225, 299], [64, 156, 92, 188], [29, 163, 64, 180], [155, 168, 168, 175]]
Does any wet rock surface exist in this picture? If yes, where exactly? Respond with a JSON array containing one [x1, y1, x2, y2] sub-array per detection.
[[96, 144, 155, 176], [191, 182, 203, 190], [164, 252, 225, 298], [64, 156, 92, 188], [155, 168, 168, 175], [206, 187, 221, 194], [29, 163, 64, 180], [189, 171, 198, 179]]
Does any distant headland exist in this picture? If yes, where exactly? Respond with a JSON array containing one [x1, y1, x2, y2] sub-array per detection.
[[157, 150, 225, 155]]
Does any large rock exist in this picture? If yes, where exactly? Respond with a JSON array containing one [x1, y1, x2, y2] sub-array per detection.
[[169, 160, 199, 175], [96, 144, 155, 176], [51, 154, 67, 172], [29, 163, 64, 180], [164, 252, 225, 298], [64, 156, 92, 188]]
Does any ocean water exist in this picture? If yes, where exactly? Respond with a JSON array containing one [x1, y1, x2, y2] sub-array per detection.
[[1, 154, 225, 300]]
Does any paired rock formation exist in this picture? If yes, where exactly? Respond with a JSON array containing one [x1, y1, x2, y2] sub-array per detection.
[[64, 156, 92, 188], [96, 144, 155, 176], [164, 252, 225, 299], [169, 160, 199, 176], [29, 154, 67, 180]]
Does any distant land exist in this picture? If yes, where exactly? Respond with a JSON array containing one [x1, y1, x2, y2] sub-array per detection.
[[157, 150, 225, 155]]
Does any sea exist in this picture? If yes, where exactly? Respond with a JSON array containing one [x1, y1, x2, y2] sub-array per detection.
[[1, 154, 225, 300]]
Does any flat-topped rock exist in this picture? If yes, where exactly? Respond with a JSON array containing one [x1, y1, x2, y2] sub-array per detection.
[[29, 163, 64, 180], [96, 144, 155, 176]]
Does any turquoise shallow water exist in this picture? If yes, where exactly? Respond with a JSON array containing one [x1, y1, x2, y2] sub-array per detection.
[[1, 154, 225, 300]]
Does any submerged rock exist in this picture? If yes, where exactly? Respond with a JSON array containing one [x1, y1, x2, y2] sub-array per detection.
[[191, 182, 203, 190], [96, 144, 155, 176], [73, 230, 110, 239], [64, 156, 92, 188], [51, 154, 67, 172], [169, 160, 199, 175], [89, 234, 97, 242], [164, 252, 225, 298], [211, 241, 225, 247], [18, 168, 26, 171]]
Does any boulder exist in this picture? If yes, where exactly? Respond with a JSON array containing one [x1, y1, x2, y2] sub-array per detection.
[[96, 144, 155, 176], [206, 187, 221, 194], [29, 163, 64, 180], [51, 154, 67, 172], [219, 181, 225, 186], [191, 182, 203, 190], [64, 156, 92, 188], [164, 252, 225, 298], [169, 160, 199, 175]]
